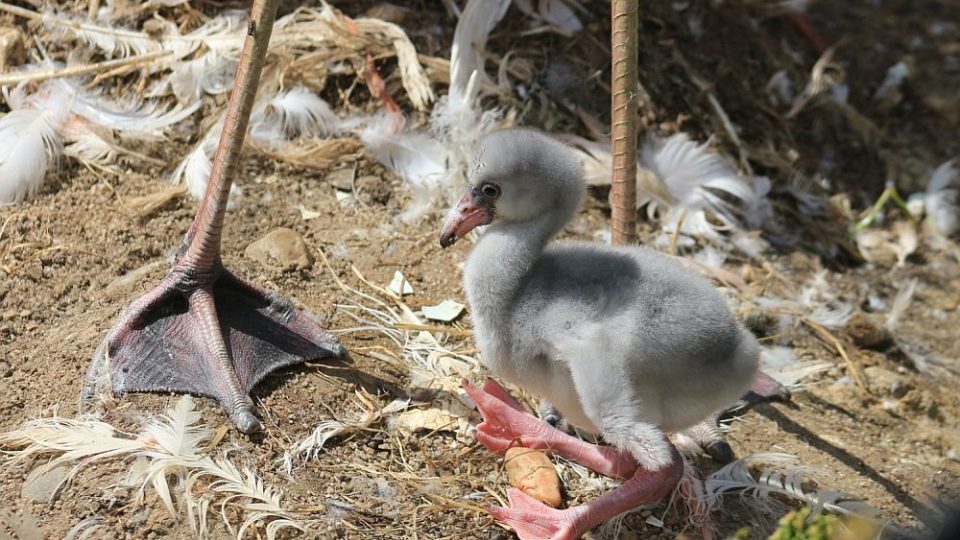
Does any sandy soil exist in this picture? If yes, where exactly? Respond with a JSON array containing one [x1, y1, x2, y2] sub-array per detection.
[[1, 1, 959, 539]]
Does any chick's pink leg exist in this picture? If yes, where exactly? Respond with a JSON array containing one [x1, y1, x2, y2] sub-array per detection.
[[463, 379, 638, 479], [489, 448, 683, 540]]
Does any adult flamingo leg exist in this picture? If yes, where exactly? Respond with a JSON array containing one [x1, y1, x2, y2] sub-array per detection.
[[83, 0, 344, 433]]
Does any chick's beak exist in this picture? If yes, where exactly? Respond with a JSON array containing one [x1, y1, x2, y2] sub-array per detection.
[[440, 190, 493, 248]]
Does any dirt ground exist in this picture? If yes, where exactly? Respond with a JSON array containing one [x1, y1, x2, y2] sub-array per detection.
[[2, 1, 960, 539]]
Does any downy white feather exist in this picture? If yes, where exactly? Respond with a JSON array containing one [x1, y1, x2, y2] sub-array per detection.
[[357, 0, 508, 222], [250, 87, 341, 145], [797, 271, 853, 329], [925, 159, 959, 237], [886, 278, 918, 333], [760, 346, 831, 389], [0, 83, 73, 204], [641, 133, 768, 239], [60, 79, 201, 139], [171, 118, 223, 201], [431, 0, 507, 155], [152, 14, 247, 103], [566, 132, 771, 244], [63, 128, 119, 165], [360, 113, 452, 222], [0, 108, 68, 204]]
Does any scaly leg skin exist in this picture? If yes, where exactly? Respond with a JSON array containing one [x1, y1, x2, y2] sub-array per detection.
[[488, 448, 683, 540], [683, 370, 791, 463], [82, 0, 344, 432], [463, 379, 638, 480]]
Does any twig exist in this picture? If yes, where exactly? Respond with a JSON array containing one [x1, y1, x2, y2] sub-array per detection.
[[0, 51, 172, 86], [393, 322, 473, 337], [853, 186, 916, 234], [802, 318, 870, 395], [610, 0, 638, 245], [669, 209, 688, 256]]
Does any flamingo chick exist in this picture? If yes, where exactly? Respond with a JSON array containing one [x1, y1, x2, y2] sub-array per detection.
[[439, 128, 765, 539]]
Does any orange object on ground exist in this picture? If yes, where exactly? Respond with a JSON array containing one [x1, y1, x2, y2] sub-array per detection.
[[503, 447, 563, 508]]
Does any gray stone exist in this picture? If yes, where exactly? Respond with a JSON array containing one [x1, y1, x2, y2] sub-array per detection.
[[245, 228, 313, 271], [22, 465, 69, 503]]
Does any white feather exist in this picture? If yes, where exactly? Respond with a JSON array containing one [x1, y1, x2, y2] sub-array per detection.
[[62, 83, 201, 139], [798, 271, 853, 329], [352, 0, 507, 221], [0, 106, 69, 204], [360, 113, 452, 223], [566, 132, 771, 244], [250, 87, 340, 145], [760, 346, 831, 389], [42, 9, 162, 57], [925, 159, 959, 236], [886, 278, 918, 333], [448, 0, 511, 104], [706, 453, 880, 518], [641, 134, 764, 238], [63, 129, 119, 165], [171, 121, 221, 201], [163, 54, 238, 103]]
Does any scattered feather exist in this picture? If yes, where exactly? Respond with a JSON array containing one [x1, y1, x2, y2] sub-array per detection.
[[798, 271, 854, 329], [873, 60, 910, 109], [886, 278, 918, 333], [707, 453, 881, 519], [250, 87, 341, 144], [761, 346, 831, 389], [360, 113, 452, 222], [0, 397, 314, 540], [0, 107, 68, 204], [284, 394, 409, 473], [448, 0, 511, 104], [640, 133, 769, 239], [926, 159, 959, 236], [42, 9, 162, 57]]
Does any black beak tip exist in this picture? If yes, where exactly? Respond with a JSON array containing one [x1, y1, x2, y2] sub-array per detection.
[[439, 233, 455, 248]]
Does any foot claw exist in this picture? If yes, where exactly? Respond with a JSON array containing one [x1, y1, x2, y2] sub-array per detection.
[[703, 440, 735, 464], [234, 409, 263, 434]]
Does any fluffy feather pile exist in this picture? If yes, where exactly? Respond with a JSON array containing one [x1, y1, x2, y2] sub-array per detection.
[[0, 2, 432, 205], [1, 78, 198, 204]]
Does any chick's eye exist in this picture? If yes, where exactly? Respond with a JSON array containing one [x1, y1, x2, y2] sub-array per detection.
[[481, 183, 501, 199]]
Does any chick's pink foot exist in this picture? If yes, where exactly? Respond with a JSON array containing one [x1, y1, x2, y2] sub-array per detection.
[[463, 379, 638, 479], [489, 488, 583, 540], [463, 379, 547, 451]]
